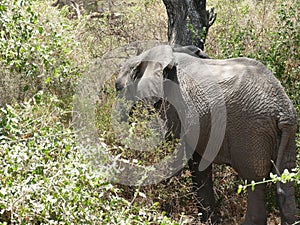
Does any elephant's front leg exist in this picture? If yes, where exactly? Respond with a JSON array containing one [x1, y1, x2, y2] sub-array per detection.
[[188, 152, 216, 223], [243, 184, 267, 225]]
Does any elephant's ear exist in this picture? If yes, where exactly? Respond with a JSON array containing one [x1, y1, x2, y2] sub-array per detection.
[[134, 45, 174, 102]]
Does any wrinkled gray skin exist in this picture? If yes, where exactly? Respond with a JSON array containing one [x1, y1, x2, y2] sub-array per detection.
[[115, 45, 298, 225]]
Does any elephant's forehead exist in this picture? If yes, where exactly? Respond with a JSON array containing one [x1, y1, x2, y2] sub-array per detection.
[[124, 45, 173, 67]]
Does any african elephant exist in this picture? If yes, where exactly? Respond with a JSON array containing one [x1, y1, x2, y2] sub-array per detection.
[[114, 45, 298, 225]]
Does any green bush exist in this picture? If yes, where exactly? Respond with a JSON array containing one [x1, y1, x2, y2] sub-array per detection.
[[0, 94, 184, 224], [0, 0, 82, 107]]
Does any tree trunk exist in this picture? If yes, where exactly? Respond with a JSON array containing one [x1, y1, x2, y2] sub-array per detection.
[[162, 0, 216, 50]]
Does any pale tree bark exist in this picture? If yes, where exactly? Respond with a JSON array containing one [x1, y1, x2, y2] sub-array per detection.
[[162, 0, 216, 50]]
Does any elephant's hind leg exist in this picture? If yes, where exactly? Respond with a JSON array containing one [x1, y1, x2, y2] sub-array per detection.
[[188, 152, 217, 223], [277, 181, 297, 225], [276, 125, 298, 224], [243, 184, 267, 225]]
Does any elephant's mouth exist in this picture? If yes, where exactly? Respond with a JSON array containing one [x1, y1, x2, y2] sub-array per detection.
[[119, 98, 165, 123], [115, 79, 165, 120]]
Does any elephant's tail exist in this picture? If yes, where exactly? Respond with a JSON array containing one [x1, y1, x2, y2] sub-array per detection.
[[275, 124, 297, 193], [275, 126, 290, 196]]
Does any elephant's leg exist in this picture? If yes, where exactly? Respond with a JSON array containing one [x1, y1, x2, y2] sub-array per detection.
[[277, 181, 297, 225], [276, 130, 298, 225], [243, 184, 267, 225], [188, 152, 216, 223]]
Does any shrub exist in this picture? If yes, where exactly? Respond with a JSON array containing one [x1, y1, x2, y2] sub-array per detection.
[[0, 0, 82, 107], [0, 94, 184, 224]]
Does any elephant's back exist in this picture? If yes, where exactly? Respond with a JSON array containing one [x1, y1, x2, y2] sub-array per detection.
[[219, 58, 297, 126], [176, 56, 296, 123]]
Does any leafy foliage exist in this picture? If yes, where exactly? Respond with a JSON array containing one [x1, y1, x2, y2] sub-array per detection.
[[0, 96, 183, 224], [0, 0, 81, 106]]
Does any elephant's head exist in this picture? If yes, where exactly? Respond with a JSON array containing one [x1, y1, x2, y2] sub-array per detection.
[[115, 45, 208, 105], [115, 45, 174, 106]]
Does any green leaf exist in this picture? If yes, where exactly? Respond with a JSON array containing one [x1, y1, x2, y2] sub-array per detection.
[[237, 185, 243, 194], [45, 77, 51, 84], [23, 84, 29, 91], [38, 26, 43, 34], [251, 181, 255, 191]]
